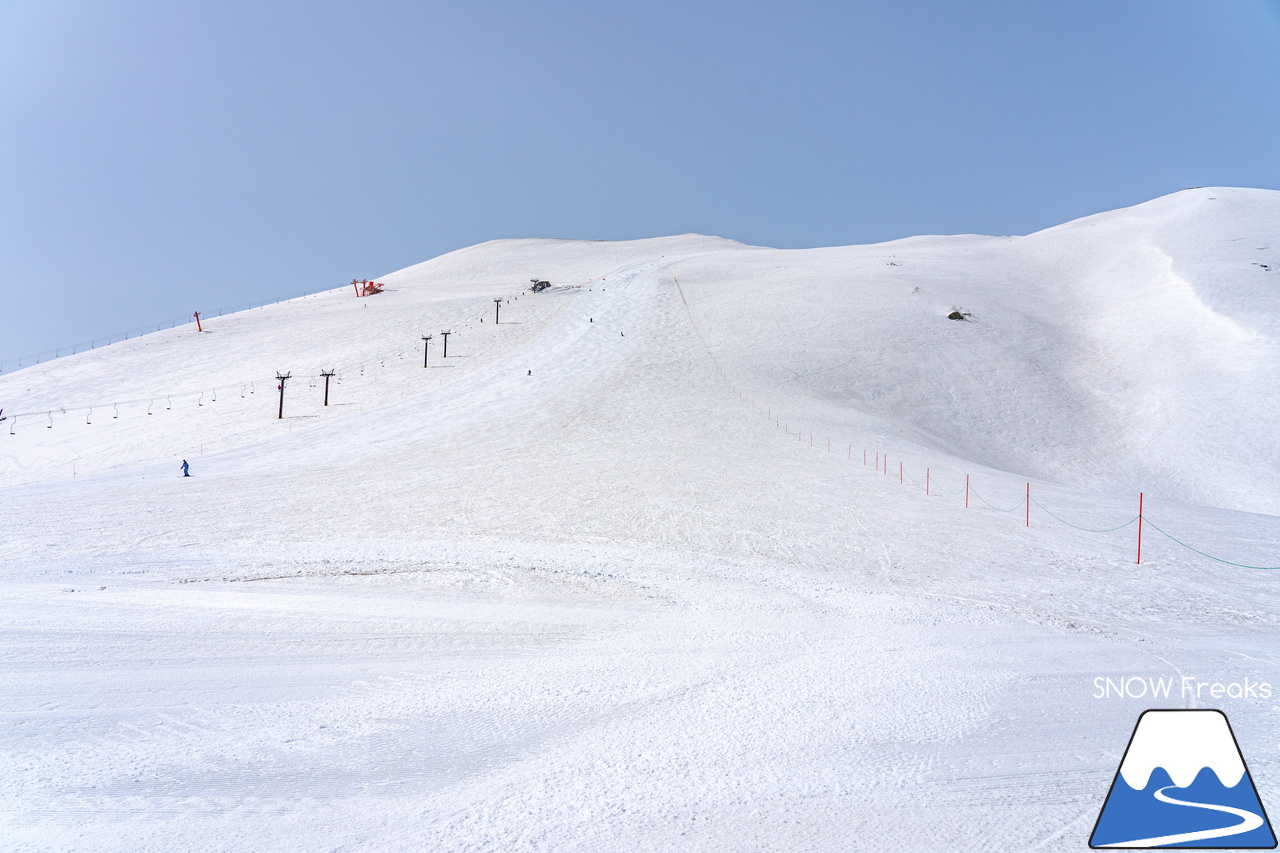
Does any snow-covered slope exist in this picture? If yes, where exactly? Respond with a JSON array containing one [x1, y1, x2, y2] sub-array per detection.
[[5, 189, 1277, 511], [2, 190, 1278, 853], [0, 234, 754, 486], [677, 187, 1280, 514]]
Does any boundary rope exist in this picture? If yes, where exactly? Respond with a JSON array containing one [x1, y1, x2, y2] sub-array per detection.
[[1141, 519, 1280, 570], [1029, 498, 1140, 533], [967, 484, 1026, 513]]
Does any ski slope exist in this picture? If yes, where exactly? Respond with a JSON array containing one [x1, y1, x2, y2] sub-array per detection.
[[1, 188, 1278, 851]]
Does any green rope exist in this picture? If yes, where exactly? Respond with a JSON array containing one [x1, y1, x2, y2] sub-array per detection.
[[1143, 518, 1280, 570], [969, 484, 1026, 513], [1029, 498, 1139, 533], [930, 478, 965, 496]]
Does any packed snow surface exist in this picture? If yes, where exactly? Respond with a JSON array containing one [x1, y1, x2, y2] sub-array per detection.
[[2, 188, 1278, 851]]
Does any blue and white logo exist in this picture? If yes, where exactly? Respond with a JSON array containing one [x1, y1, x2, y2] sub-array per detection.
[[1091, 709, 1276, 848]]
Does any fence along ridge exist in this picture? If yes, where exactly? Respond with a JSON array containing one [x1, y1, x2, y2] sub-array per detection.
[[1, 276, 594, 376], [0, 280, 549, 419], [0, 286, 345, 375]]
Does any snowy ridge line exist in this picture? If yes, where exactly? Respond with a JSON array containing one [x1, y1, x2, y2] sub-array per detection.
[[0, 277, 574, 376], [0, 287, 338, 375], [672, 275, 1280, 573], [0, 283, 541, 422]]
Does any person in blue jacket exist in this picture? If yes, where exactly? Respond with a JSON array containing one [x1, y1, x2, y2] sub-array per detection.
[[181, 459, 190, 477]]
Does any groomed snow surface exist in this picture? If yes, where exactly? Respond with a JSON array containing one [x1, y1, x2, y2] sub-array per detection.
[[2, 188, 1279, 851]]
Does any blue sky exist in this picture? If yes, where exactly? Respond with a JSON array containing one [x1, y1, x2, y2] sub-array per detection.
[[2, 0, 1278, 362]]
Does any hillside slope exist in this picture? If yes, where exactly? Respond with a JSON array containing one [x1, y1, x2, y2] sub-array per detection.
[[4, 189, 1276, 512], [677, 186, 1280, 513], [2, 190, 1278, 853]]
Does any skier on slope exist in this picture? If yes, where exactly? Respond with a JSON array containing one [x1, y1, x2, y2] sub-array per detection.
[[181, 460, 190, 477]]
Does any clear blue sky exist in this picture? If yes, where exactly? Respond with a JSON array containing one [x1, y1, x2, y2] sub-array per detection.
[[2, 0, 1278, 361]]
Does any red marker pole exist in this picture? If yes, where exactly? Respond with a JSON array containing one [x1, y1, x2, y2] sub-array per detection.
[[1137, 492, 1144, 565], [899, 461, 903, 484], [1025, 483, 1030, 527], [193, 311, 202, 332], [926, 468, 930, 496], [875, 451, 878, 469], [965, 474, 969, 508]]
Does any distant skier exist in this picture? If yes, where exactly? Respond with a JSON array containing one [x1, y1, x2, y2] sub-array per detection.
[[527, 370, 531, 376], [181, 459, 190, 477]]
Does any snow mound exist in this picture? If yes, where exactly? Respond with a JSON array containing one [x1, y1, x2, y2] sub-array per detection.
[[677, 186, 1280, 513]]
